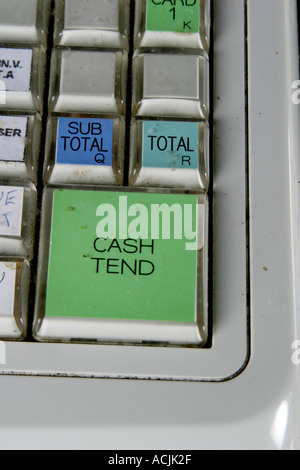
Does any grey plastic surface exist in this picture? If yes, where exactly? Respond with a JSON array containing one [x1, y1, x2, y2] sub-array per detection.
[[55, 0, 130, 49], [0, 0, 51, 46], [49, 49, 128, 115], [0, 0, 299, 450], [1, 0, 247, 377], [0, 0, 248, 381], [132, 52, 209, 119]]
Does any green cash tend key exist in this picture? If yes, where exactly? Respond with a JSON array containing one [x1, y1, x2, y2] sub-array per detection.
[[45, 189, 199, 324], [37, 188, 208, 346]]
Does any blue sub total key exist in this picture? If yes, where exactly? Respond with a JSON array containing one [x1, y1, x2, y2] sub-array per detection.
[[44, 117, 125, 186], [129, 120, 209, 190]]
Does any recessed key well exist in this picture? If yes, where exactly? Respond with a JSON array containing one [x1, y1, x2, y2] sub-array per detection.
[[0, 0, 211, 350]]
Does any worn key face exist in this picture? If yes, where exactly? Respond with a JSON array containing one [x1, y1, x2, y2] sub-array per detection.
[[0, 47, 45, 112], [0, 115, 28, 163], [34, 189, 208, 346], [49, 49, 127, 115], [0, 186, 24, 238], [132, 52, 209, 119], [0, 114, 41, 184], [0, 48, 32, 92], [0, 262, 18, 317], [134, 0, 210, 52], [0, 259, 30, 340], [55, 0, 130, 49], [44, 116, 125, 186], [0, 184, 37, 259], [129, 120, 209, 190], [0, 0, 51, 46]]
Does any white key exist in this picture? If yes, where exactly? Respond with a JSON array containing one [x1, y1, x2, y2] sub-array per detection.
[[0, 114, 42, 184], [132, 52, 209, 119], [0, 186, 24, 237], [49, 49, 127, 115], [0, 184, 37, 260], [0, 0, 51, 47], [54, 0, 130, 49], [0, 260, 30, 340], [0, 47, 45, 113]]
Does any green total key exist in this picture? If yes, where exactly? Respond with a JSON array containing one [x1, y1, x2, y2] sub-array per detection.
[[146, 0, 200, 34]]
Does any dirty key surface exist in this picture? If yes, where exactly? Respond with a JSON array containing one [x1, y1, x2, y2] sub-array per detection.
[[34, 188, 208, 346], [0, 0, 211, 353]]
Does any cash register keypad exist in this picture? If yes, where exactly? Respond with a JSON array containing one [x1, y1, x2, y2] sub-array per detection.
[[0, 0, 210, 347]]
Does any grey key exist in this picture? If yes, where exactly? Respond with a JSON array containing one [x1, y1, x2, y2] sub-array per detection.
[[49, 49, 127, 115], [132, 52, 209, 119], [54, 0, 130, 49], [0, 0, 51, 46]]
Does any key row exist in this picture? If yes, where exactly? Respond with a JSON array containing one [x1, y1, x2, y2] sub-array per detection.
[[0, 115, 208, 190], [0, 0, 49, 341], [0, 0, 210, 52], [49, 49, 208, 117], [1, 50, 209, 188], [0, 1, 50, 183], [0, 47, 202, 125], [0, 0, 211, 346], [0, 181, 34, 340]]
